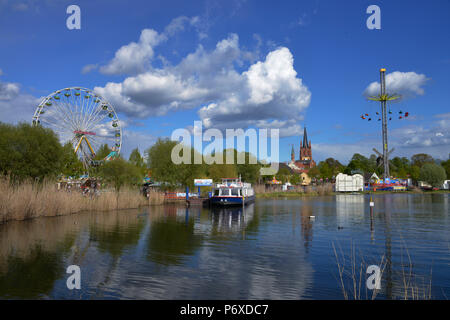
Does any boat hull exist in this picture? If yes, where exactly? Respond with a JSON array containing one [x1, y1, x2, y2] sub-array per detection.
[[210, 195, 255, 206]]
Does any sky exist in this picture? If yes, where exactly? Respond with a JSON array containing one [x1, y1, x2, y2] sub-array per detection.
[[0, 0, 449, 164]]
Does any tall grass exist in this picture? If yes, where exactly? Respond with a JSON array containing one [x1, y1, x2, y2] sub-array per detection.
[[255, 183, 334, 197], [0, 177, 164, 224], [332, 241, 433, 300]]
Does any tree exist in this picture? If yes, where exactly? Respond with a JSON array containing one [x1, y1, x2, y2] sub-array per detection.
[[307, 166, 320, 179], [0, 122, 64, 181], [411, 153, 434, 168], [419, 163, 446, 188], [235, 151, 261, 184], [346, 153, 371, 174], [441, 159, 450, 179], [276, 168, 291, 184], [129, 148, 144, 167], [410, 165, 421, 182], [94, 144, 112, 160], [129, 147, 147, 176], [60, 142, 84, 177], [100, 158, 141, 207], [147, 138, 204, 189], [290, 174, 301, 185]]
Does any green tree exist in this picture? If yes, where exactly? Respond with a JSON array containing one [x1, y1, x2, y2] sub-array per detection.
[[60, 142, 84, 177], [147, 138, 204, 189], [94, 143, 112, 160], [100, 158, 141, 193], [276, 168, 291, 184], [307, 166, 320, 179], [0, 122, 64, 181], [441, 159, 450, 179], [419, 163, 446, 188], [410, 165, 421, 182], [346, 153, 371, 174], [411, 153, 434, 168], [290, 174, 301, 185], [129, 147, 147, 176], [235, 151, 261, 184]]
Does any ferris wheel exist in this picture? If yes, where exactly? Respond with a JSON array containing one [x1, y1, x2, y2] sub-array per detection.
[[32, 87, 122, 167]]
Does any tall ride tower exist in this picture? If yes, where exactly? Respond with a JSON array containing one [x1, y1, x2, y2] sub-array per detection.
[[367, 68, 400, 180]]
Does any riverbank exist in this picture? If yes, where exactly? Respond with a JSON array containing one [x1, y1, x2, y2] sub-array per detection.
[[0, 178, 164, 224], [256, 188, 450, 198]]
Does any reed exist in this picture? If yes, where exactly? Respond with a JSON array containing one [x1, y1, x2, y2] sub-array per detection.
[[317, 183, 334, 196], [332, 241, 433, 300], [0, 177, 165, 224]]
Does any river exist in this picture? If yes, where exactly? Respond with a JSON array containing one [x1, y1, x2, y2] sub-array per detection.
[[0, 193, 449, 299]]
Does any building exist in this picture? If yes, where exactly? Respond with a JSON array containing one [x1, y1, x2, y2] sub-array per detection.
[[335, 173, 364, 192], [288, 127, 317, 174]]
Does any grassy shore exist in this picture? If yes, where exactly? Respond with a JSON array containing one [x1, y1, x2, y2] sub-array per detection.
[[256, 184, 449, 198], [0, 177, 165, 224]]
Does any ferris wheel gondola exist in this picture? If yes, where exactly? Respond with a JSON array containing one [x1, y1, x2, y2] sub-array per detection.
[[32, 87, 122, 167]]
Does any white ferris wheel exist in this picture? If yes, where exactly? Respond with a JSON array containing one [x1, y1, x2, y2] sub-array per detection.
[[32, 87, 122, 167]]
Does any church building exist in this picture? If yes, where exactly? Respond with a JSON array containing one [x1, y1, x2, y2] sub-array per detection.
[[288, 127, 316, 173]]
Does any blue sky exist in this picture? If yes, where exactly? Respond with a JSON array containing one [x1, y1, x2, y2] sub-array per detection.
[[0, 0, 449, 163]]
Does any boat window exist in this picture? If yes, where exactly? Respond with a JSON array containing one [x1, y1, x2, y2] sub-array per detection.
[[221, 189, 230, 196], [231, 188, 239, 196], [214, 189, 220, 196]]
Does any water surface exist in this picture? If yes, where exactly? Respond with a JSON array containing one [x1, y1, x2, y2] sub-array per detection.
[[0, 193, 449, 299]]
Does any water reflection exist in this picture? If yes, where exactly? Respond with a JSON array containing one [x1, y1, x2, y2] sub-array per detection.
[[0, 194, 448, 299], [0, 215, 81, 299], [146, 206, 203, 266]]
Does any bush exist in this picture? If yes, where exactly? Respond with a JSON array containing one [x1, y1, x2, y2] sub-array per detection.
[[419, 163, 446, 188]]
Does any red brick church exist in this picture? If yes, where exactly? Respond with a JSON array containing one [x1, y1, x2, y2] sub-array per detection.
[[288, 127, 316, 173]]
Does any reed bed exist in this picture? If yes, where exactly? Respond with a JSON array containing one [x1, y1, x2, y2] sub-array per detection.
[[0, 177, 164, 224], [255, 183, 335, 197], [332, 241, 433, 300]]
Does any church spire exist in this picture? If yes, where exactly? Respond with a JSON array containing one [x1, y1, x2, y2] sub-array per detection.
[[302, 127, 308, 148]]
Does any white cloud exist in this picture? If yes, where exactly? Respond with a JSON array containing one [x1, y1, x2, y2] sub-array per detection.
[[0, 80, 40, 123], [93, 30, 311, 136], [364, 71, 430, 98], [99, 29, 162, 75], [81, 64, 98, 74], [198, 47, 311, 136], [0, 80, 20, 100], [313, 113, 450, 163], [98, 16, 199, 76]]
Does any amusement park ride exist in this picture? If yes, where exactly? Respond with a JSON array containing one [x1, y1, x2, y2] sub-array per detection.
[[32, 87, 122, 169], [363, 68, 410, 180]]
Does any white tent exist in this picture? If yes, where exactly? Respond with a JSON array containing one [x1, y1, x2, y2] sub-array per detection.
[[335, 173, 364, 192]]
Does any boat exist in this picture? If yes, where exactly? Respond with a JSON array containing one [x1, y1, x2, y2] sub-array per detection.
[[210, 177, 255, 206]]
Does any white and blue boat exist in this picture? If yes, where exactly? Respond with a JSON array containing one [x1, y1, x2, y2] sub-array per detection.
[[210, 177, 255, 206]]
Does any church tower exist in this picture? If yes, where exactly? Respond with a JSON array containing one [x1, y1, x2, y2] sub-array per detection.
[[300, 127, 312, 161]]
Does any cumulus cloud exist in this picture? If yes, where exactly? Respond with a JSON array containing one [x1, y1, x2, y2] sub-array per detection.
[[81, 64, 98, 74], [94, 30, 311, 136], [98, 16, 199, 76], [314, 113, 450, 163], [0, 80, 20, 100], [0, 79, 40, 123], [198, 47, 311, 135], [364, 71, 430, 98], [99, 29, 162, 75]]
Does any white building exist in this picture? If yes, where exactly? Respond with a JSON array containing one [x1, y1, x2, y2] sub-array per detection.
[[335, 173, 364, 192], [442, 180, 450, 190]]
